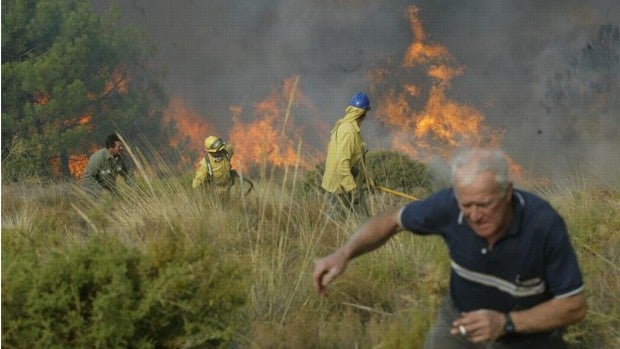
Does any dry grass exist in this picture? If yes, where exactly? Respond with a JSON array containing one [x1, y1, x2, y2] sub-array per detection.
[[2, 155, 618, 348], [535, 178, 620, 349]]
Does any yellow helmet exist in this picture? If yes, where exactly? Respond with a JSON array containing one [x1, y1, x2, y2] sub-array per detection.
[[204, 136, 224, 153]]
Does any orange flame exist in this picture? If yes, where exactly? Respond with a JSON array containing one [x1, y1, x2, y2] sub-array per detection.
[[34, 92, 49, 105], [77, 115, 91, 125], [102, 66, 129, 95], [163, 97, 215, 165], [68, 153, 93, 179], [159, 78, 323, 175], [138, 6, 530, 183], [403, 6, 450, 68], [49, 146, 96, 179], [228, 76, 308, 173], [372, 5, 502, 161], [43, 65, 133, 178]]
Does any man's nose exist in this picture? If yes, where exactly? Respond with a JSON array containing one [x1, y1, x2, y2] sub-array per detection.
[[469, 206, 482, 221]]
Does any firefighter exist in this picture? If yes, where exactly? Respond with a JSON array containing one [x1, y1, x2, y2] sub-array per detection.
[[321, 92, 371, 219], [82, 133, 133, 198], [193, 136, 235, 200]]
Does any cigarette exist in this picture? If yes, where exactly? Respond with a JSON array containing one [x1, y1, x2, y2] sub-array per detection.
[[459, 325, 467, 336]]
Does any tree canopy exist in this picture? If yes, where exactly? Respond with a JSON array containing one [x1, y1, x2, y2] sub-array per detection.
[[2, 0, 173, 180]]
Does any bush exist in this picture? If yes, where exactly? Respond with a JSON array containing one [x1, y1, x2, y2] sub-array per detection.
[[1, 235, 248, 349], [301, 164, 325, 194], [364, 150, 433, 194], [302, 150, 433, 197]]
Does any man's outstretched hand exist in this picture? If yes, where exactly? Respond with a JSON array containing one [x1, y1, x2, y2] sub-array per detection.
[[312, 251, 349, 296]]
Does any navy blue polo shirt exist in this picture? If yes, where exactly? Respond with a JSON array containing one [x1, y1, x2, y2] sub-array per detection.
[[398, 188, 584, 313]]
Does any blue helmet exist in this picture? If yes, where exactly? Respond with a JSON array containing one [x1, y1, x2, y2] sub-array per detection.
[[349, 92, 371, 111]]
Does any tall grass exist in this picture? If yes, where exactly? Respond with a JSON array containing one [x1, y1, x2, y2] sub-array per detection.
[[533, 176, 620, 349], [2, 152, 618, 348]]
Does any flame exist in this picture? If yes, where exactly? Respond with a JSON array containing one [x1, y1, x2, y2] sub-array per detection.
[[42, 65, 133, 178], [48, 147, 96, 179], [68, 153, 91, 179], [228, 76, 309, 173], [372, 5, 502, 161], [102, 66, 129, 95], [163, 97, 215, 165], [34, 92, 49, 105], [39, 4, 527, 183], [403, 6, 450, 67], [159, 78, 322, 175], [77, 115, 91, 125]]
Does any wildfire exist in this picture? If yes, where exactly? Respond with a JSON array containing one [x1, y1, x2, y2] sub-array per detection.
[[77, 115, 91, 125], [68, 153, 93, 178], [34, 92, 49, 105], [163, 97, 215, 166], [372, 5, 502, 161], [155, 5, 527, 182], [228, 76, 309, 173], [43, 65, 133, 178], [403, 6, 450, 67], [102, 66, 129, 95], [160, 77, 322, 175], [48, 148, 96, 179]]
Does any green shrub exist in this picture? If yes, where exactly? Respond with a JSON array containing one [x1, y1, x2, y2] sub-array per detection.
[[301, 150, 432, 197], [301, 164, 325, 194], [1, 235, 248, 349], [364, 150, 433, 194]]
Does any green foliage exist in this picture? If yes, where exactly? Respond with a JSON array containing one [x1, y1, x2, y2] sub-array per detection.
[[301, 150, 433, 197], [1, 0, 171, 179], [2, 234, 248, 348], [364, 150, 433, 194], [301, 163, 324, 194]]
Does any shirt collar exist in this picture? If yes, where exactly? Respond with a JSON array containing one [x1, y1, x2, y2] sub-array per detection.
[[505, 191, 525, 237], [104, 148, 113, 159]]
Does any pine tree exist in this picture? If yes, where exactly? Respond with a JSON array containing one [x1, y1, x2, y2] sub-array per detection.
[[2, 0, 171, 179]]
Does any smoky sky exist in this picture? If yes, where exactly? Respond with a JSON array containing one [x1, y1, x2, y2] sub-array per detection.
[[92, 0, 620, 185]]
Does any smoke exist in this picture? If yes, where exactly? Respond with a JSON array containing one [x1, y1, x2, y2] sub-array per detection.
[[92, 0, 620, 185]]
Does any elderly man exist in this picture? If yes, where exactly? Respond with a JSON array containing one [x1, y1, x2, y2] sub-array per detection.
[[82, 133, 133, 197], [313, 148, 586, 348]]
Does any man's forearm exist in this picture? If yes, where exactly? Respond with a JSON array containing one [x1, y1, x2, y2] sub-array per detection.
[[511, 293, 587, 333], [341, 207, 401, 260]]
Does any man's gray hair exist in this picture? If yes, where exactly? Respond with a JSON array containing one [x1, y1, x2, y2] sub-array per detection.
[[451, 148, 510, 193]]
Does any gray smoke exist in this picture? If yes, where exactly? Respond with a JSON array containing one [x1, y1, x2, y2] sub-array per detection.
[[92, 0, 620, 186]]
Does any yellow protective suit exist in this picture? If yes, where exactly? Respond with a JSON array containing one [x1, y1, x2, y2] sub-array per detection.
[[321, 106, 366, 194], [192, 144, 234, 197]]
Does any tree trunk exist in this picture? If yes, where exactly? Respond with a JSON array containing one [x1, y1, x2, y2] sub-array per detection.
[[60, 147, 71, 178]]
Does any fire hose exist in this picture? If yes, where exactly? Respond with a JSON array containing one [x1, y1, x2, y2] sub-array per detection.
[[376, 186, 418, 201], [358, 159, 417, 201], [231, 170, 254, 195], [240, 177, 254, 195]]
